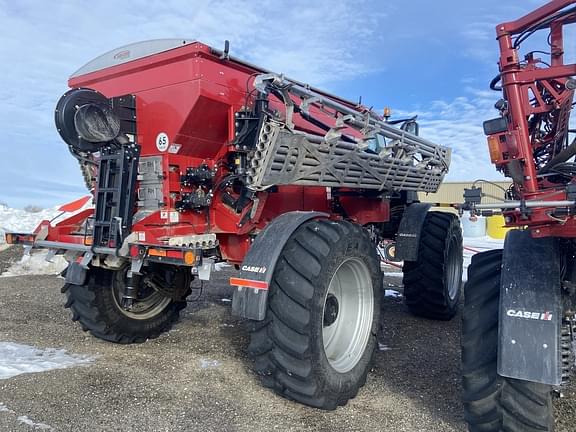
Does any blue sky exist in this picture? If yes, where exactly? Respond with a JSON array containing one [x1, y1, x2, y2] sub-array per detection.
[[0, 0, 568, 208]]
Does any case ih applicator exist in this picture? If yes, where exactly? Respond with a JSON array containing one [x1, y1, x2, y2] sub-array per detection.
[[461, 1, 576, 430], [7, 39, 462, 409]]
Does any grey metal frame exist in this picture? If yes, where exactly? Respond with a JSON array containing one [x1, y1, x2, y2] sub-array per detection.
[[248, 74, 450, 193]]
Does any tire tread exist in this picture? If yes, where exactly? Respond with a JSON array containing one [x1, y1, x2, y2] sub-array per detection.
[[462, 249, 553, 432], [249, 219, 381, 409], [63, 268, 186, 344], [403, 212, 463, 320]]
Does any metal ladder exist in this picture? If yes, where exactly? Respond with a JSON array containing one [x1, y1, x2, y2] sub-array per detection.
[[92, 143, 140, 249]]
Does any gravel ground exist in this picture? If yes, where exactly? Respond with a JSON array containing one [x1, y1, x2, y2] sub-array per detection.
[[0, 246, 573, 432]]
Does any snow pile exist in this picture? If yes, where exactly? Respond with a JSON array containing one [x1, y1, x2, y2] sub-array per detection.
[[0, 203, 69, 276], [0, 342, 93, 380], [0, 204, 61, 244], [0, 201, 93, 276], [1, 250, 67, 277]]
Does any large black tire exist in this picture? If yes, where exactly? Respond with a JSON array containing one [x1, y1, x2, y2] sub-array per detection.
[[462, 249, 553, 432], [62, 265, 189, 344], [248, 219, 382, 410], [403, 211, 463, 320]]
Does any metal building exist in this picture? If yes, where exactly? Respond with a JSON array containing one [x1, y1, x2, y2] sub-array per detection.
[[418, 181, 511, 206]]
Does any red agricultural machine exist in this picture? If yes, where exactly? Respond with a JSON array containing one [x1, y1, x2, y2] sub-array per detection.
[[462, 0, 576, 430], [7, 39, 462, 409]]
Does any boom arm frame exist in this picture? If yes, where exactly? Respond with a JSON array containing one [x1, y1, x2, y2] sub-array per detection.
[[483, 0, 576, 237]]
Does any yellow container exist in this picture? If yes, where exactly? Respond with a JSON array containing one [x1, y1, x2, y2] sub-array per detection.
[[486, 215, 512, 239]]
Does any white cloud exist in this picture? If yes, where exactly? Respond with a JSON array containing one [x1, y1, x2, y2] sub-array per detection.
[[0, 0, 390, 207], [0, 0, 568, 207], [395, 87, 506, 182]]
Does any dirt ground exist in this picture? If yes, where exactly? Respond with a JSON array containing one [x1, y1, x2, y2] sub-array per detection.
[[0, 246, 573, 432]]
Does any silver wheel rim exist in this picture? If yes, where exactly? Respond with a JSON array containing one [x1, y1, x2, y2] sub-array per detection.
[[112, 274, 172, 320], [322, 258, 374, 373], [446, 237, 462, 300]]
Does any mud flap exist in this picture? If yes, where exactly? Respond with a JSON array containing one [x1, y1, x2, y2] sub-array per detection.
[[498, 229, 562, 385], [64, 262, 87, 285], [231, 211, 327, 320], [395, 202, 431, 261]]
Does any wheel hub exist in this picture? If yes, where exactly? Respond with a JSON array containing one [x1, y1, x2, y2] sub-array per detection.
[[322, 257, 374, 373], [323, 294, 339, 326], [112, 267, 173, 320]]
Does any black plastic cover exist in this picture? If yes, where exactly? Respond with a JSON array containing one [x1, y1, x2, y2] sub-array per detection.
[[395, 203, 432, 262], [232, 211, 327, 320], [483, 117, 508, 136], [463, 187, 482, 205], [55, 88, 112, 152]]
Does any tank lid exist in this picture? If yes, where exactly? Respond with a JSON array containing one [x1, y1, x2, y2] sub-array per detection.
[[70, 39, 195, 78]]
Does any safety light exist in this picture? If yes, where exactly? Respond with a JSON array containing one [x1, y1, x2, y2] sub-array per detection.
[[148, 248, 167, 257], [183, 251, 196, 265], [487, 135, 502, 163]]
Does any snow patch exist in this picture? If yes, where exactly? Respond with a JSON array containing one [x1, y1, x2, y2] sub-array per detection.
[[1, 250, 67, 277], [199, 359, 221, 369], [384, 289, 402, 298], [0, 403, 53, 431], [0, 342, 93, 380], [0, 403, 14, 413], [17, 415, 53, 431]]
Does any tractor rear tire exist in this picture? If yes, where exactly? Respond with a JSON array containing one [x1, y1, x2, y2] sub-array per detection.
[[462, 249, 554, 432], [62, 265, 189, 344], [403, 211, 463, 320], [248, 219, 382, 410]]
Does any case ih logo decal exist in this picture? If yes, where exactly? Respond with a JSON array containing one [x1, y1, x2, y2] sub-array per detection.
[[506, 309, 553, 321], [241, 265, 267, 274]]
